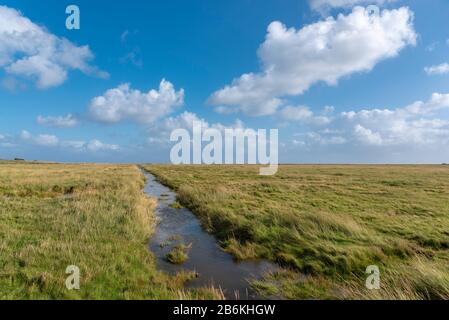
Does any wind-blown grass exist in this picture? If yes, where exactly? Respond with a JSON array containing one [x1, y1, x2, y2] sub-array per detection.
[[143, 164, 449, 299], [0, 162, 220, 299]]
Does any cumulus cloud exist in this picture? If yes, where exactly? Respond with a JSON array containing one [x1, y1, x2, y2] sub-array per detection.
[[147, 111, 246, 146], [280, 105, 331, 125], [290, 92, 449, 148], [424, 63, 449, 76], [354, 124, 383, 145], [147, 112, 205, 145], [309, 0, 396, 12], [0, 5, 108, 89], [89, 80, 184, 124], [37, 114, 78, 128], [208, 7, 416, 116]]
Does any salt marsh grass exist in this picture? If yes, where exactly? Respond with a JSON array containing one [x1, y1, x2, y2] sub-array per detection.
[[143, 164, 449, 299], [0, 162, 220, 299]]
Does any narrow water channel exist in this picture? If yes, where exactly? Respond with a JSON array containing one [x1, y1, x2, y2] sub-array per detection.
[[142, 171, 278, 300]]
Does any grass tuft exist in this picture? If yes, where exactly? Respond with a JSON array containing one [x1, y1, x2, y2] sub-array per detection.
[[166, 244, 191, 265]]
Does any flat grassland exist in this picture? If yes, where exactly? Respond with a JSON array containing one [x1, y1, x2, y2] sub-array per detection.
[[0, 162, 219, 299], [144, 164, 449, 299]]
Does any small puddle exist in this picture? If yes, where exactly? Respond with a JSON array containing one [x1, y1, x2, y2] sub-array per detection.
[[142, 171, 278, 300]]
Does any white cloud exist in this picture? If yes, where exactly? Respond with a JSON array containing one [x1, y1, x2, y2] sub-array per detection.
[[89, 80, 184, 124], [34, 134, 59, 147], [37, 114, 78, 128], [147, 111, 246, 146], [60, 139, 119, 152], [208, 7, 416, 116], [20, 130, 59, 147], [354, 124, 383, 145], [403, 93, 449, 115], [84, 140, 119, 152], [0, 5, 108, 89], [294, 131, 348, 146], [290, 93, 449, 148], [292, 139, 306, 146], [424, 63, 449, 76], [280, 106, 313, 121], [13, 130, 118, 152], [155, 111, 209, 133], [280, 105, 331, 124], [309, 0, 396, 12], [147, 111, 203, 145]]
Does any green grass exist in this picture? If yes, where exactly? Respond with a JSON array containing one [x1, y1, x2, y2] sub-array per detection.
[[3, 161, 448, 300], [166, 244, 190, 265], [0, 162, 221, 299], [143, 164, 449, 299]]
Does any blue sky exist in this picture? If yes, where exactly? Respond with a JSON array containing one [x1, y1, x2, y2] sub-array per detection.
[[1, 0, 449, 163]]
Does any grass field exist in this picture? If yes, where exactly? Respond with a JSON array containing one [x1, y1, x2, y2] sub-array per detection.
[[2, 162, 448, 300], [143, 164, 449, 299], [0, 162, 220, 299]]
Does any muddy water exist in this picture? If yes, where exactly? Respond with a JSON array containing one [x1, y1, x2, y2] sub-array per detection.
[[142, 171, 277, 300]]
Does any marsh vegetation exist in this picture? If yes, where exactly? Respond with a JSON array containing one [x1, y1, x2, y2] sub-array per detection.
[[0, 162, 220, 299], [2, 161, 448, 300], [143, 164, 449, 299]]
